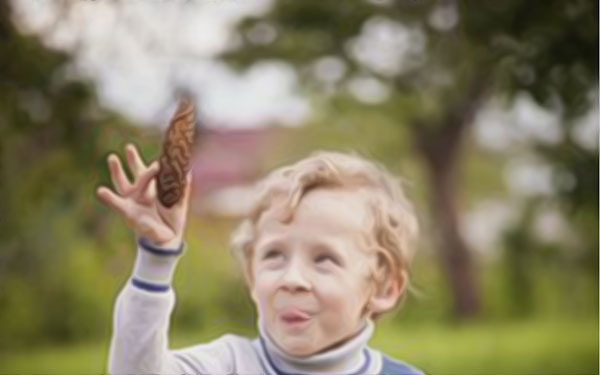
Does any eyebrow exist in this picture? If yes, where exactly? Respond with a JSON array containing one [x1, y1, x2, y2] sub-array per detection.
[[255, 237, 287, 253]]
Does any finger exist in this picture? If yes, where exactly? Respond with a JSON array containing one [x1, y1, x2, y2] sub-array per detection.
[[96, 186, 131, 217], [141, 179, 157, 204], [132, 161, 159, 198], [126, 143, 148, 179], [108, 154, 133, 195]]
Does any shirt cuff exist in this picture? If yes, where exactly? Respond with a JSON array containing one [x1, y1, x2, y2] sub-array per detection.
[[131, 236, 186, 291]]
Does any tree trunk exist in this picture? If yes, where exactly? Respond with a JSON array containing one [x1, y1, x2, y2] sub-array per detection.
[[419, 134, 481, 319], [411, 75, 490, 319]]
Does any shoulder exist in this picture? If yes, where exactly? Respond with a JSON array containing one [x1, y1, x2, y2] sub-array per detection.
[[380, 354, 425, 375]]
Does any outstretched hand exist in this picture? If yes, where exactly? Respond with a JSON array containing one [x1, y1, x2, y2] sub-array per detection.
[[96, 143, 192, 249]]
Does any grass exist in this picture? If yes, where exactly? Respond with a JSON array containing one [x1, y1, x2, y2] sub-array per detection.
[[0, 318, 597, 374], [375, 318, 598, 374]]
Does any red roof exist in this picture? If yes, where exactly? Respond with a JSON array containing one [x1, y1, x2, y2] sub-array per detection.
[[190, 127, 280, 193]]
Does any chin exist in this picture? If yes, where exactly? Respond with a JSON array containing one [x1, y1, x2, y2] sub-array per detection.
[[279, 337, 318, 357]]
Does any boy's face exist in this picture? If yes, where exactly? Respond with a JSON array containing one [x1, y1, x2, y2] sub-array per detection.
[[250, 188, 376, 356]]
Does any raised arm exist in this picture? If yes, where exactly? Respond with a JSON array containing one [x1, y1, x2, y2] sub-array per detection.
[[107, 237, 187, 374], [97, 143, 192, 374]]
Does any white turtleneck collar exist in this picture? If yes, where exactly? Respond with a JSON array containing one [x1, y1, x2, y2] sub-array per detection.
[[255, 316, 377, 375]]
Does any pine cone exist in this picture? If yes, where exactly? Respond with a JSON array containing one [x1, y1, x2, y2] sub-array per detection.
[[157, 96, 196, 208]]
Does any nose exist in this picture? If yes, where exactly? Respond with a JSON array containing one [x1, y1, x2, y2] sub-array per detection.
[[280, 261, 311, 292]]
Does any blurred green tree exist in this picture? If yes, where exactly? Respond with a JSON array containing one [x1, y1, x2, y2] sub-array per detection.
[[221, 0, 598, 318], [1, 1, 256, 347], [0, 1, 151, 346]]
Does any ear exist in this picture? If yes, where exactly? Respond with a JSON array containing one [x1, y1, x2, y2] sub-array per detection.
[[369, 282, 401, 314], [368, 277, 402, 315]]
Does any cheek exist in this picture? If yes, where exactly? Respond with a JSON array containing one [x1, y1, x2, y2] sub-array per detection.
[[316, 292, 363, 336], [251, 275, 279, 314], [316, 280, 354, 315], [318, 278, 371, 318]]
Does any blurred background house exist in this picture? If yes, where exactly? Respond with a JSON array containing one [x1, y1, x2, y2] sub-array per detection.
[[190, 127, 283, 217]]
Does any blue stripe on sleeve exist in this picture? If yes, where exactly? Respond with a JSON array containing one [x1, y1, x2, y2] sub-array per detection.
[[138, 236, 184, 256], [131, 277, 170, 293]]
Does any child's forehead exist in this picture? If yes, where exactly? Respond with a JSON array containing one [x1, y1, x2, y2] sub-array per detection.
[[264, 187, 371, 221], [255, 188, 376, 248]]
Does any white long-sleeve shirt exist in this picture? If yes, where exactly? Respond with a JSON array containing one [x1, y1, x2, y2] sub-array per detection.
[[107, 237, 424, 375]]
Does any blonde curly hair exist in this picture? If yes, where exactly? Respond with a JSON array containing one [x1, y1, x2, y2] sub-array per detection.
[[229, 150, 419, 318]]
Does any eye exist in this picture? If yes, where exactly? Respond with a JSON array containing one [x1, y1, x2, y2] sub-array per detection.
[[315, 253, 338, 265], [262, 249, 283, 260]]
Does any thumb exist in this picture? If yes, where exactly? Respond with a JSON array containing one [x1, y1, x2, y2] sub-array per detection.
[[173, 172, 193, 229], [174, 171, 193, 210], [183, 171, 193, 204]]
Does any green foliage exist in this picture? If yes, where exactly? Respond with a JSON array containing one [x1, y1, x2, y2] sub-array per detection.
[[0, 1, 157, 348], [171, 217, 257, 332], [460, 0, 598, 117], [226, 0, 598, 116]]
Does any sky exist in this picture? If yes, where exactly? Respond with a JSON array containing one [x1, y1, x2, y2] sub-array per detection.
[[9, 0, 434, 130], [10, 0, 310, 128]]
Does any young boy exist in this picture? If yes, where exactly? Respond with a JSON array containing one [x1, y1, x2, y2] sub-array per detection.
[[97, 145, 424, 375]]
